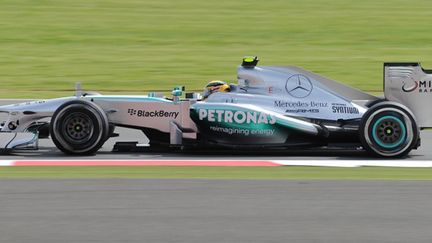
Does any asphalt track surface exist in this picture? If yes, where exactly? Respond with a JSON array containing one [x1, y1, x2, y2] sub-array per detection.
[[2, 100, 432, 243], [1, 99, 432, 160], [1, 179, 432, 243]]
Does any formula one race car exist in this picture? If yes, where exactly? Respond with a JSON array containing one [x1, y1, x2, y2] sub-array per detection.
[[0, 57, 430, 157]]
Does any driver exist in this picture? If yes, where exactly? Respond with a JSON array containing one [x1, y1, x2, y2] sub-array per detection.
[[203, 80, 230, 99]]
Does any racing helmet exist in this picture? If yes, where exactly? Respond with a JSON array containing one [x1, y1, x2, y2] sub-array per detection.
[[203, 80, 230, 99]]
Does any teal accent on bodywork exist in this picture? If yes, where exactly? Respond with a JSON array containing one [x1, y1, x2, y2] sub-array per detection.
[[171, 90, 182, 97], [274, 117, 302, 131], [190, 103, 319, 145], [190, 107, 286, 144], [90, 96, 172, 103], [372, 115, 407, 149], [191, 104, 305, 131], [191, 107, 274, 130]]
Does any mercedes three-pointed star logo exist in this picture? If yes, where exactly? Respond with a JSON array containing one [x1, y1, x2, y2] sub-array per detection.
[[285, 74, 313, 98]]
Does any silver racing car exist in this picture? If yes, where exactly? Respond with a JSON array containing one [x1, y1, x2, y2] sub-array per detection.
[[1, 57, 431, 157]]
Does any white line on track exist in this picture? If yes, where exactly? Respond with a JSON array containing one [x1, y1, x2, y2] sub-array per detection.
[[273, 160, 432, 167], [0, 161, 13, 166]]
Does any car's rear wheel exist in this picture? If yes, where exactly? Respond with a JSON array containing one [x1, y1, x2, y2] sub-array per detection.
[[359, 101, 419, 158], [50, 100, 109, 155]]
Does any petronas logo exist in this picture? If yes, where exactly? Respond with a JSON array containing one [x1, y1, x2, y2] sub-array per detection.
[[198, 109, 276, 125]]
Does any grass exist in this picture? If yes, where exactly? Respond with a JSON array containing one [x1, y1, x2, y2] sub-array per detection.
[[2, 0, 432, 98], [1, 166, 432, 180]]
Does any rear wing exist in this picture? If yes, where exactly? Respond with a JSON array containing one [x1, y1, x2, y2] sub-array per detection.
[[384, 62, 432, 128]]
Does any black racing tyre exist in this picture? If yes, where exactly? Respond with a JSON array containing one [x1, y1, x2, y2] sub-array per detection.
[[50, 100, 109, 155], [359, 101, 419, 158], [107, 123, 116, 140], [38, 123, 50, 139], [365, 98, 385, 108]]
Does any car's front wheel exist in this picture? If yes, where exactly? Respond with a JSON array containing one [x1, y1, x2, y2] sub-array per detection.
[[50, 100, 109, 155], [359, 101, 419, 158]]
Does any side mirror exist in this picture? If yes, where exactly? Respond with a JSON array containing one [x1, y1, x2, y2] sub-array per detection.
[[171, 86, 184, 97], [172, 86, 184, 103]]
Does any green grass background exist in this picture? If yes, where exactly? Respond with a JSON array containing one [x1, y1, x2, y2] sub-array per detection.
[[2, 0, 432, 98], [2, 1, 432, 178]]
